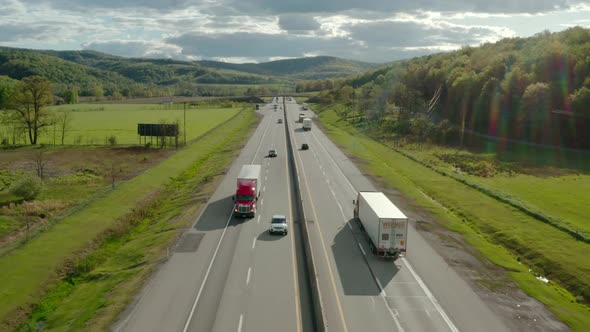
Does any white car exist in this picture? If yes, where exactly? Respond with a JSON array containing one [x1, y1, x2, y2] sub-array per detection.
[[269, 215, 288, 235]]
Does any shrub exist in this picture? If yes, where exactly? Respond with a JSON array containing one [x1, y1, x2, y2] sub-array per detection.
[[9, 176, 44, 200], [107, 135, 117, 146]]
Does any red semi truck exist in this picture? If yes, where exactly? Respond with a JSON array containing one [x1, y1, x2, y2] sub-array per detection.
[[234, 165, 261, 218]]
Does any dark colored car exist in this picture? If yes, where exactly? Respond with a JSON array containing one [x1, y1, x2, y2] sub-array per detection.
[[301, 143, 309, 150]]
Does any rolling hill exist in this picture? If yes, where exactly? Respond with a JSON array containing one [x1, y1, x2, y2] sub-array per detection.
[[196, 56, 379, 80], [0, 46, 379, 97]]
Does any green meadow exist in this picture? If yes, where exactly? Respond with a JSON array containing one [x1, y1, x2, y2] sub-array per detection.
[[35, 103, 242, 145]]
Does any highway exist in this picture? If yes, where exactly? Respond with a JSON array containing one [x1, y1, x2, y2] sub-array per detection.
[[114, 98, 313, 332], [114, 96, 515, 332], [285, 98, 510, 332]]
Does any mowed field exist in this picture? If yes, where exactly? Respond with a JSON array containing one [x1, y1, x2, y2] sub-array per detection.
[[36, 103, 242, 145], [401, 145, 590, 237]]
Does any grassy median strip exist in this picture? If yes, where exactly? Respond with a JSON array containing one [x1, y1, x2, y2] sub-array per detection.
[[316, 108, 590, 331], [0, 108, 257, 330]]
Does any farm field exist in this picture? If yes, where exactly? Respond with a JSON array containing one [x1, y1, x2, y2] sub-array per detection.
[[15, 103, 243, 145], [0, 103, 246, 246], [0, 108, 256, 328]]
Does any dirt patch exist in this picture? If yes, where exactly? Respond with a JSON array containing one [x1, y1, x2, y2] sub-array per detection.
[[0, 146, 173, 180]]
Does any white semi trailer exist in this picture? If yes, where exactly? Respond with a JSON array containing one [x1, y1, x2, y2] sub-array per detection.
[[302, 118, 312, 131], [353, 191, 408, 260]]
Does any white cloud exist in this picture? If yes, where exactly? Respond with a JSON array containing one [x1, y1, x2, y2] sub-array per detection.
[[82, 40, 183, 58], [0, 0, 589, 62]]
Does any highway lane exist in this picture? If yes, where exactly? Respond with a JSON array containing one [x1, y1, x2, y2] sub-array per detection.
[[114, 98, 309, 332], [209, 98, 307, 332], [286, 98, 510, 331]]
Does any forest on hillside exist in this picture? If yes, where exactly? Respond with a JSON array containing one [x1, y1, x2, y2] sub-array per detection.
[[302, 27, 590, 149]]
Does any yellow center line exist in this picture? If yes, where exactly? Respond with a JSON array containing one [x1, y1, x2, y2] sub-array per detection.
[[289, 103, 349, 332], [284, 101, 302, 332]]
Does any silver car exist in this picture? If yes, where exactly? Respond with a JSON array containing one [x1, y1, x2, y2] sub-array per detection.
[[269, 215, 288, 235]]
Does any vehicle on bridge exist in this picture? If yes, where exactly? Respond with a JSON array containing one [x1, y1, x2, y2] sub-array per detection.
[[353, 191, 408, 260], [234, 165, 261, 218]]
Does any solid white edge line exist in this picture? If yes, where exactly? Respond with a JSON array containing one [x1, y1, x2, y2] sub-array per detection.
[[180, 108, 272, 332], [237, 314, 244, 332], [182, 210, 235, 332], [357, 243, 366, 256], [402, 258, 459, 332]]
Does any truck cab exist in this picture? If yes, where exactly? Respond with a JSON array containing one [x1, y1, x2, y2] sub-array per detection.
[[234, 180, 257, 217], [234, 165, 261, 218]]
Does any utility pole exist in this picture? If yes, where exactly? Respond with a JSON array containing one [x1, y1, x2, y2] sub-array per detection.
[[183, 102, 187, 145]]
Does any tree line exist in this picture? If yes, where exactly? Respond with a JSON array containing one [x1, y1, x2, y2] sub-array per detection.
[[303, 27, 590, 149]]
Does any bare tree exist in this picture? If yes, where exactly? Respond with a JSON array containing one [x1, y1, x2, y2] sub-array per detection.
[[110, 162, 122, 189], [9, 76, 55, 145], [56, 111, 72, 145], [32, 150, 47, 180]]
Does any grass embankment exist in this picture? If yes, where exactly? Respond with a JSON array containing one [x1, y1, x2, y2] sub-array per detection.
[[0, 108, 257, 330], [36, 103, 242, 145], [315, 108, 590, 330], [402, 145, 590, 239]]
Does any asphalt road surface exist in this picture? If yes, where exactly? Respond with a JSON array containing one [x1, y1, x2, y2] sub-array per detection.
[[114, 98, 312, 332], [115, 96, 513, 332], [286, 98, 510, 332]]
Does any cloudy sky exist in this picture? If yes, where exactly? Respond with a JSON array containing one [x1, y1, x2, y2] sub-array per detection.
[[1, 0, 589, 63]]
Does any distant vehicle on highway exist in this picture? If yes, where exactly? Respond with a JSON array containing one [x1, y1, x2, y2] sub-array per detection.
[[269, 215, 288, 235], [278, 118, 283, 123], [234, 165, 261, 218], [298, 114, 305, 123], [268, 149, 277, 157], [255, 104, 259, 110], [301, 143, 309, 150], [302, 118, 312, 131], [353, 191, 408, 260]]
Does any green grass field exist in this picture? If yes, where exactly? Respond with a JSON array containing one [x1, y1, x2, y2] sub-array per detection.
[[316, 108, 590, 331], [0, 107, 251, 327], [29, 103, 242, 145], [389, 144, 590, 239], [15, 108, 257, 331]]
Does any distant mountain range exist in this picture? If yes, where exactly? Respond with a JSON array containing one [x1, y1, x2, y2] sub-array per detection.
[[0, 47, 380, 92]]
